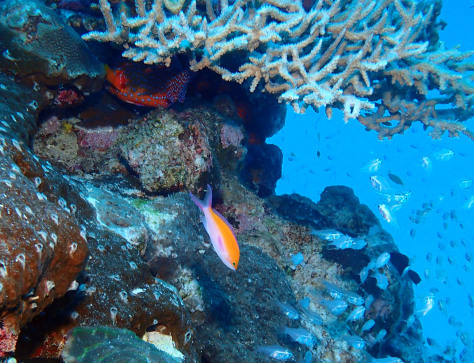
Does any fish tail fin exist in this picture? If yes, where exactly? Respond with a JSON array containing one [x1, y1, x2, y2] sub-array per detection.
[[189, 185, 213, 212]]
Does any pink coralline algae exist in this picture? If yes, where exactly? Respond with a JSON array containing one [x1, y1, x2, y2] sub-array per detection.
[[38, 116, 62, 136], [220, 123, 244, 149], [0, 321, 18, 357], [54, 88, 84, 108], [76, 126, 121, 151]]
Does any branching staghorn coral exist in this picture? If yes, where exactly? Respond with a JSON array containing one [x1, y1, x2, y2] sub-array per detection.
[[84, 0, 474, 139]]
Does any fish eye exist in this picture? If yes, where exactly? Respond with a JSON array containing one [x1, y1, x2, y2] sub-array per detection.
[[233, 262, 236, 265]]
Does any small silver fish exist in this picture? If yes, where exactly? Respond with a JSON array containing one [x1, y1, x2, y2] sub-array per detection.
[[416, 294, 434, 316], [327, 235, 367, 250], [311, 228, 344, 241], [275, 300, 300, 320], [361, 319, 375, 332], [341, 334, 365, 349], [459, 178, 473, 189], [421, 156, 432, 173], [320, 299, 348, 316], [256, 345, 293, 360], [375, 252, 391, 269], [323, 280, 345, 299], [344, 291, 364, 306], [299, 305, 323, 325], [364, 158, 382, 173], [281, 327, 316, 348], [378, 204, 396, 224], [433, 148, 454, 161], [370, 357, 404, 363], [346, 306, 366, 322], [372, 271, 389, 290], [379, 190, 412, 205], [370, 175, 391, 192]]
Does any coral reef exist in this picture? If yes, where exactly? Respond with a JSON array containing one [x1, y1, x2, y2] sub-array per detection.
[[84, 0, 474, 139], [0, 0, 432, 360]]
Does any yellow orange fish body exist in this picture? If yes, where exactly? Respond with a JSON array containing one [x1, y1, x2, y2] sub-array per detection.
[[189, 185, 240, 270]]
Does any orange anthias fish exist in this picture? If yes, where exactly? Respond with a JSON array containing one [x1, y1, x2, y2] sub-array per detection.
[[189, 185, 240, 270], [105, 63, 193, 108]]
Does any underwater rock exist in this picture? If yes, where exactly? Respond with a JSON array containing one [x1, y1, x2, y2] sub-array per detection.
[[14, 180, 197, 360], [0, 140, 88, 334], [141, 192, 303, 362], [0, 73, 42, 144], [266, 185, 422, 360], [62, 326, 182, 362], [119, 108, 215, 193], [0, 0, 103, 93], [32, 103, 249, 189], [240, 143, 283, 197], [268, 186, 391, 245], [0, 72, 194, 360], [33, 116, 125, 174], [0, 71, 89, 354], [267, 193, 325, 229], [315, 186, 380, 236]]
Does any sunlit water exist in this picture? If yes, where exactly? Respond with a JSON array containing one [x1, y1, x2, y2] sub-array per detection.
[[268, 1, 474, 359]]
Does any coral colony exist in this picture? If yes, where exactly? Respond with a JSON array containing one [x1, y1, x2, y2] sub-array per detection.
[[0, 0, 473, 361], [84, 0, 474, 139]]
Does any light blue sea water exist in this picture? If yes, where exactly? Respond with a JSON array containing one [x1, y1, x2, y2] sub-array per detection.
[[268, 1, 474, 360]]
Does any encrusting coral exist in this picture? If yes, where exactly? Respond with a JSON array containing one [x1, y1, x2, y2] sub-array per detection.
[[84, 0, 474, 139]]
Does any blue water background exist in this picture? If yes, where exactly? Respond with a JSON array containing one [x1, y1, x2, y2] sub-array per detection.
[[268, 1, 474, 359]]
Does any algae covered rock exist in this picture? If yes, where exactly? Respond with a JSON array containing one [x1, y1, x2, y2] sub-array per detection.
[[119, 109, 215, 193]]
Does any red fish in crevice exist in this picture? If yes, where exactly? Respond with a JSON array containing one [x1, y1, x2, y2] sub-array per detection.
[[105, 63, 193, 108]]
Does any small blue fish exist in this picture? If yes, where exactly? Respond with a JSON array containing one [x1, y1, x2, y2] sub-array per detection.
[[291, 252, 304, 267], [361, 319, 375, 332], [344, 291, 364, 306], [256, 345, 293, 360], [346, 306, 366, 322], [320, 299, 348, 316], [360, 266, 370, 284], [327, 235, 366, 250], [341, 334, 365, 349], [275, 300, 300, 320], [370, 357, 404, 363], [375, 252, 391, 268], [310, 228, 344, 240], [322, 280, 345, 299], [281, 327, 316, 348], [375, 329, 387, 342], [365, 295, 374, 310], [303, 351, 312, 363], [300, 305, 323, 325], [372, 271, 389, 290]]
